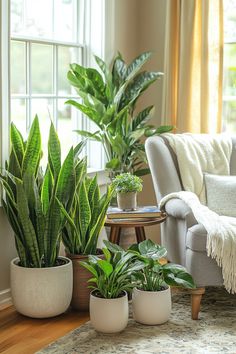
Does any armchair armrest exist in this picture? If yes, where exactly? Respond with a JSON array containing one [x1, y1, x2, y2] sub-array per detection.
[[164, 198, 197, 227]]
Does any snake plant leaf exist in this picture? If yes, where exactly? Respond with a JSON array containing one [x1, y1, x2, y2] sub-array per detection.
[[132, 106, 154, 130], [126, 51, 152, 81], [22, 115, 41, 176], [74, 140, 86, 159], [16, 178, 41, 267], [8, 149, 22, 179], [41, 167, 53, 215], [78, 180, 91, 246], [75, 157, 87, 189], [48, 122, 61, 180], [10, 122, 25, 166], [56, 147, 75, 207]]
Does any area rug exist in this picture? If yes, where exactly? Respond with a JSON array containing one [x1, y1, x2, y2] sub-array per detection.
[[37, 288, 236, 354]]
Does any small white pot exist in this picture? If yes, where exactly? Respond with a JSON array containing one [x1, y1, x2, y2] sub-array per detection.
[[117, 192, 137, 211], [11, 257, 73, 318], [90, 291, 129, 333], [132, 286, 171, 325]]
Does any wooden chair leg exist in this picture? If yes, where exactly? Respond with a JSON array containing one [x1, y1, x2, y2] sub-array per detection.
[[135, 227, 146, 243], [190, 287, 205, 320], [109, 226, 120, 244]]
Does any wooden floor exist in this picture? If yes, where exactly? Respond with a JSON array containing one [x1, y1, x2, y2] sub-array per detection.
[[0, 304, 89, 354]]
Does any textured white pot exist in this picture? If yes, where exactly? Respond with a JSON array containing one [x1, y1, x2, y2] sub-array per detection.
[[117, 192, 137, 211], [90, 291, 129, 333], [11, 257, 73, 318], [132, 286, 171, 325]]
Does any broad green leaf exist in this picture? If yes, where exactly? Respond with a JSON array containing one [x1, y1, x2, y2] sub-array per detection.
[[66, 100, 102, 127], [132, 106, 154, 130], [134, 168, 150, 176], [105, 158, 120, 170], [126, 51, 152, 81], [74, 130, 101, 142], [97, 259, 113, 277]]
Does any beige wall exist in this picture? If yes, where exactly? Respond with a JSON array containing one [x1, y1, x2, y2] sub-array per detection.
[[0, 0, 167, 297], [113, 0, 167, 242]]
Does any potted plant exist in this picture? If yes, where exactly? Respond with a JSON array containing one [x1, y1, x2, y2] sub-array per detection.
[[127, 240, 196, 325], [59, 172, 115, 311], [0, 116, 79, 318], [80, 241, 144, 333], [113, 173, 143, 210], [67, 51, 173, 180]]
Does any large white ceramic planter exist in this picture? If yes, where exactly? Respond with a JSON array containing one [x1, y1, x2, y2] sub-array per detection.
[[90, 291, 129, 333], [10, 256, 73, 318], [132, 286, 171, 325]]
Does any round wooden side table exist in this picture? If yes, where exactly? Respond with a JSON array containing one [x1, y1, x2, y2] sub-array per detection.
[[105, 214, 167, 245]]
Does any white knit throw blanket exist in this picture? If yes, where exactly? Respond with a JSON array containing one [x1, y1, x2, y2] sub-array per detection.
[[160, 134, 236, 294]]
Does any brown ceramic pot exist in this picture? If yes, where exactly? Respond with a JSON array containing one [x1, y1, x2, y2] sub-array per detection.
[[66, 252, 104, 311]]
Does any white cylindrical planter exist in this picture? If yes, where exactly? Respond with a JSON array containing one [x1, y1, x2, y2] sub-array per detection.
[[90, 291, 129, 333], [11, 257, 73, 318], [117, 192, 137, 211], [132, 287, 171, 325]]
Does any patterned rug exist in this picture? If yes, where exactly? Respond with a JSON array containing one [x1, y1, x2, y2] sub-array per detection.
[[37, 288, 236, 354]]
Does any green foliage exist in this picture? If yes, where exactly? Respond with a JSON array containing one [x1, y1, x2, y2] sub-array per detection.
[[112, 172, 143, 194], [125, 240, 196, 291], [67, 51, 173, 179], [80, 241, 144, 298], [0, 116, 81, 268], [60, 173, 115, 255]]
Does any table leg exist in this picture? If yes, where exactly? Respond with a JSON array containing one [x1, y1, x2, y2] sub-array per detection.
[[135, 227, 146, 243], [109, 226, 121, 244]]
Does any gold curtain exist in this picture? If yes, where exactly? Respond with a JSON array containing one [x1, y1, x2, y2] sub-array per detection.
[[162, 0, 223, 133]]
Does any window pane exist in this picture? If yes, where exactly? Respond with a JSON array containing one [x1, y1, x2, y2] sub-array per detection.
[[11, 99, 27, 138], [224, 0, 236, 42], [31, 99, 53, 165], [31, 44, 53, 94], [57, 99, 78, 161], [222, 43, 236, 133], [11, 41, 26, 94], [58, 46, 79, 95], [11, 0, 53, 39], [54, 0, 77, 42]]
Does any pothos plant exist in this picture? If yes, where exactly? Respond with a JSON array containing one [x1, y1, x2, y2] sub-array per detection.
[[67, 51, 173, 179], [80, 241, 144, 298], [105, 240, 196, 291]]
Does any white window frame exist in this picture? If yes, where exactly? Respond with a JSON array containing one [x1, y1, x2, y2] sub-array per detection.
[[1, 0, 113, 183]]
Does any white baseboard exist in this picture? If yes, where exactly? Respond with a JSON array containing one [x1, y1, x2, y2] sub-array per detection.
[[0, 288, 11, 307]]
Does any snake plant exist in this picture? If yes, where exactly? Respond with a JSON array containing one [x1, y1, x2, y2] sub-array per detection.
[[0, 115, 84, 268], [60, 172, 115, 255], [67, 51, 173, 179]]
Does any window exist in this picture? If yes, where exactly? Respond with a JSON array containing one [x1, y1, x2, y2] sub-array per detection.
[[9, 0, 105, 170], [223, 0, 236, 132]]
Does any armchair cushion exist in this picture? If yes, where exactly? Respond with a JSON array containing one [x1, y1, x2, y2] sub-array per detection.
[[205, 173, 236, 217], [186, 224, 207, 252]]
